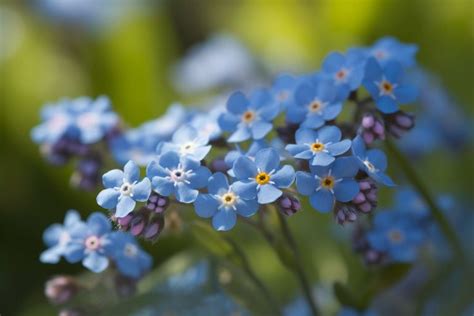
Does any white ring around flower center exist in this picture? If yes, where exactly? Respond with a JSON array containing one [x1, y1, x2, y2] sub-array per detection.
[[120, 182, 133, 196], [84, 235, 101, 250], [124, 243, 138, 257]]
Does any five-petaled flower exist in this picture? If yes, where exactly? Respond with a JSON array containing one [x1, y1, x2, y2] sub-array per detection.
[[96, 160, 152, 218], [352, 136, 395, 187], [286, 126, 351, 166], [296, 157, 360, 213], [194, 172, 259, 231], [367, 36, 418, 68], [147, 151, 211, 203], [218, 89, 280, 142], [160, 125, 212, 161], [231, 148, 295, 204]]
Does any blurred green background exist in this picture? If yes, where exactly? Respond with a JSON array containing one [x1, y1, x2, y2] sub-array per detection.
[[0, 0, 473, 315]]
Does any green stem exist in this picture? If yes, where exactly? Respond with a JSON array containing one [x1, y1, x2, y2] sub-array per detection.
[[385, 138, 465, 261]]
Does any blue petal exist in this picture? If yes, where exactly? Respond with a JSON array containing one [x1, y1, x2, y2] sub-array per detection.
[[115, 196, 136, 218], [232, 181, 257, 200], [255, 148, 280, 173], [194, 194, 219, 218], [236, 199, 259, 217], [83, 252, 109, 273], [310, 190, 334, 213], [384, 61, 403, 83], [102, 169, 124, 188], [227, 91, 248, 115], [192, 145, 212, 161], [322, 52, 345, 73], [251, 121, 273, 139], [372, 171, 396, 187], [64, 210, 81, 227], [364, 58, 382, 81], [326, 139, 351, 156], [228, 126, 251, 142], [181, 156, 200, 172], [294, 149, 314, 160], [188, 166, 212, 189], [233, 156, 257, 180], [172, 125, 195, 143], [132, 178, 151, 201], [159, 151, 180, 170], [334, 179, 359, 202], [351, 136, 366, 158], [146, 160, 167, 178], [376, 96, 398, 114], [40, 247, 62, 264], [175, 183, 199, 203], [64, 243, 84, 263], [322, 103, 343, 120], [295, 128, 317, 144], [43, 224, 63, 246], [258, 104, 281, 121], [208, 172, 229, 195], [318, 125, 341, 143], [316, 79, 337, 101], [302, 115, 325, 129], [218, 112, 239, 132], [286, 106, 307, 123], [123, 160, 140, 183], [87, 212, 111, 235], [395, 84, 418, 104], [331, 157, 360, 178], [151, 177, 175, 196], [96, 188, 120, 209], [367, 149, 388, 171], [286, 144, 309, 158], [296, 171, 317, 196], [212, 209, 237, 231], [312, 152, 335, 166], [295, 82, 314, 105], [257, 185, 282, 204], [271, 165, 295, 188]]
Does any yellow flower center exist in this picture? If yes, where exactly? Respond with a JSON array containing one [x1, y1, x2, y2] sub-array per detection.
[[320, 176, 335, 189], [221, 192, 237, 206], [242, 110, 256, 123], [382, 81, 393, 93], [255, 172, 271, 185], [311, 142, 325, 152], [308, 101, 322, 112], [388, 229, 404, 243]]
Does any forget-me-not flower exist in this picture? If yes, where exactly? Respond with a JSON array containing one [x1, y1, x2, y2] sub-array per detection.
[[231, 148, 295, 204], [218, 89, 280, 142], [96, 160, 152, 218], [270, 74, 300, 110], [368, 36, 418, 68], [146, 151, 211, 203], [296, 157, 360, 212], [352, 136, 395, 186], [160, 125, 212, 161], [286, 126, 351, 166], [363, 58, 417, 113], [194, 172, 259, 231]]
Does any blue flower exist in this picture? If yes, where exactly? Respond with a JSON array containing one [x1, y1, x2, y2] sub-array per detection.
[[363, 58, 418, 113], [321, 51, 365, 100], [159, 126, 212, 161], [270, 74, 300, 110], [218, 89, 280, 142], [231, 148, 295, 204], [40, 210, 82, 264], [368, 36, 418, 68], [31, 100, 74, 145], [338, 307, 377, 316], [296, 157, 360, 212], [352, 136, 395, 186], [286, 126, 351, 166], [367, 210, 425, 262], [189, 103, 226, 141], [96, 160, 152, 218], [110, 127, 159, 167], [194, 172, 259, 231], [146, 151, 211, 203], [287, 77, 342, 129], [225, 140, 269, 176], [105, 232, 152, 279], [63, 212, 113, 273]]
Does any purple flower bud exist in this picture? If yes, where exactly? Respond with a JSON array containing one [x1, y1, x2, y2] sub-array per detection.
[[45, 276, 79, 305], [143, 216, 165, 242], [277, 193, 301, 216], [352, 192, 366, 204], [359, 202, 372, 213], [359, 113, 385, 145], [359, 181, 371, 191], [117, 214, 133, 229], [59, 309, 84, 316], [130, 215, 146, 236], [362, 115, 375, 128], [384, 111, 415, 138], [334, 204, 358, 225], [210, 158, 229, 173], [373, 121, 385, 135], [145, 193, 170, 214]]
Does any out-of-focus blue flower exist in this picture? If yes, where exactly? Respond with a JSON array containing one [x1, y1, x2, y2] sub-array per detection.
[[270, 74, 300, 110], [194, 172, 259, 231], [367, 210, 425, 262], [366, 36, 418, 68], [32, 96, 119, 145], [363, 58, 417, 113], [296, 157, 359, 212], [218, 89, 280, 142], [338, 307, 377, 316], [393, 188, 430, 220], [352, 136, 395, 186], [105, 231, 152, 279], [40, 210, 81, 264], [287, 77, 342, 129], [286, 126, 351, 166], [147, 151, 211, 203], [189, 101, 226, 141], [172, 34, 258, 94], [232, 148, 295, 204], [64, 212, 113, 273], [321, 51, 365, 100], [160, 126, 211, 161], [96, 160, 151, 218]]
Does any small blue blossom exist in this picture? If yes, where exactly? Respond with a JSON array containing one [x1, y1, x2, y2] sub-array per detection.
[[287, 77, 342, 129], [363, 58, 418, 113], [31, 100, 74, 145], [63, 212, 113, 273], [321, 51, 365, 100], [352, 136, 395, 186], [96, 160, 152, 218], [189, 103, 226, 141], [110, 127, 159, 167], [105, 231, 152, 279], [225, 140, 269, 176], [367, 36, 418, 68], [146, 151, 211, 203], [160, 126, 212, 161], [286, 126, 351, 166], [296, 157, 360, 212], [218, 89, 280, 142], [231, 148, 295, 204], [367, 210, 425, 262], [194, 172, 259, 231], [40, 210, 81, 264], [270, 74, 300, 110]]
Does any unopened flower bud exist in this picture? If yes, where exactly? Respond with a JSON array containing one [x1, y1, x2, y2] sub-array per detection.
[[117, 214, 133, 230], [145, 193, 170, 214], [384, 111, 415, 138], [277, 193, 301, 216], [143, 215, 165, 242], [359, 113, 385, 145], [130, 214, 146, 236], [335, 204, 358, 225], [45, 276, 79, 305], [352, 178, 378, 214]]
